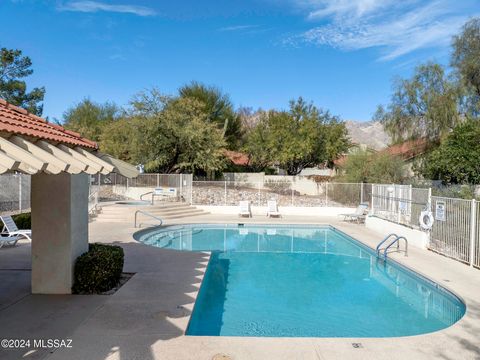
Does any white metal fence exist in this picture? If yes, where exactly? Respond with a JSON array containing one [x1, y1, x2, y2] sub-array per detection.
[[191, 181, 371, 207], [1, 172, 480, 269], [371, 184, 430, 229], [429, 197, 479, 267], [370, 184, 480, 269]]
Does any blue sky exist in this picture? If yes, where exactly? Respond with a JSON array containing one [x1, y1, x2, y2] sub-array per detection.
[[1, 0, 479, 121]]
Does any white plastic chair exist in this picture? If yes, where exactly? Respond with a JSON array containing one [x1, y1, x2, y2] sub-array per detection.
[[238, 201, 252, 218], [266, 200, 281, 218]]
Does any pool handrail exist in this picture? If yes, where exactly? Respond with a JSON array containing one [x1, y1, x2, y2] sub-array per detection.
[[376, 233, 399, 256], [134, 210, 163, 228], [383, 236, 408, 260], [376, 233, 408, 259]]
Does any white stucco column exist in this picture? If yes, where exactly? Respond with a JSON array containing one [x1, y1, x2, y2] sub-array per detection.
[[31, 173, 89, 294]]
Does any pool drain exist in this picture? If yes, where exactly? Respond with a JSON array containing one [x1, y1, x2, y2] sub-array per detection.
[[212, 353, 232, 360]]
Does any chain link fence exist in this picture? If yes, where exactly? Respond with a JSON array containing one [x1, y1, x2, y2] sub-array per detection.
[[89, 173, 193, 205], [0, 173, 31, 215]]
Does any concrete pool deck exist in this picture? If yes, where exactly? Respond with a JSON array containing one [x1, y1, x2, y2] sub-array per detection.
[[1, 214, 480, 360]]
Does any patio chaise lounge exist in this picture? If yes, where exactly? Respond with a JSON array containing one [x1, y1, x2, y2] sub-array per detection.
[[267, 200, 281, 218], [239, 201, 252, 218], [0, 215, 32, 248], [339, 203, 369, 223]]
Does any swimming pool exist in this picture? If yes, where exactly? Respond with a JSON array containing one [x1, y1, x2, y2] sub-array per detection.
[[136, 224, 465, 337]]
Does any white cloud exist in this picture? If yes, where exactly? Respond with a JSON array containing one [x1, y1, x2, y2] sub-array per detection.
[[304, 0, 397, 20], [59, 1, 157, 17], [287, 0, 476, 60], [219, 25, 259, 32]]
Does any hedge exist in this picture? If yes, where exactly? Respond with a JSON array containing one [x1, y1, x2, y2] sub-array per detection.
[[12, 212, 31, 230], [72, 243, 124, 294]]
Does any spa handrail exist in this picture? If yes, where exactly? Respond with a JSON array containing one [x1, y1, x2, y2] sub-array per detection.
[[134, 210, 163, 228], [140, 191, 154, 204]]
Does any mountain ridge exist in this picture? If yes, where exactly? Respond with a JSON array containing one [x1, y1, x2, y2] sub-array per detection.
[[345, 120, 390, 150]]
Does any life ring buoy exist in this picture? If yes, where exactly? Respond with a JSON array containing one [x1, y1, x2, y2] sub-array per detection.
[[419, 211, 434, 230]]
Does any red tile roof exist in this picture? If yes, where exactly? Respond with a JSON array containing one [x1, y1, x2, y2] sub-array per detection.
[[334, 138, 428, 167], [383, 138, 428, 160], [0, 99, 97, 149], [333, 155, 347, 167], [223, 150, 250, 166]]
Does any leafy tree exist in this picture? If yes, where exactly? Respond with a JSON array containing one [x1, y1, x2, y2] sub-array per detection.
[[418, 119, 480, 184], [131, 91, 226, 173], [324, 118, 350, 167], [338, 150, 406, 183], [130, 87, 170, 117], [179, 81, 243, 149], [375, 63, 460, 144], [100, 118, 136, 163], [241, 111, 270, 171], [0, 48, 45, 115], [244, 98, 350, 175], [63, 99, 121, 142], [452, 18, 480, 95], [452, 17, 480, 114]]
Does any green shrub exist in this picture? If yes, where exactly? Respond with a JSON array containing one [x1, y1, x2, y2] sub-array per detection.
[[72, 243, 124, 294], [12, 212, 31, 230]]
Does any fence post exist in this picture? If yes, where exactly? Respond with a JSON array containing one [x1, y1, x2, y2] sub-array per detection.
[[179, 174, 183, 199], [224, 181, 227, 206], [18, 175, 22, 213], [325, 182, 328, 206], [396, 184, 401, 224], [190, 181, 194, 205], [157, 174, 160, 188], [409, 184, 413, 219], [257, 182, 261, 207], [360, 182, 364, 204], [371, 184, 375, 213], [469, 199, 476, 267], [427, 187, 432, 212]]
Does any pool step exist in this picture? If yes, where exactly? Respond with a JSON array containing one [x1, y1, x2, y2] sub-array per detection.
[[94, 202, 209, 223], [100, 204, 192, 214]]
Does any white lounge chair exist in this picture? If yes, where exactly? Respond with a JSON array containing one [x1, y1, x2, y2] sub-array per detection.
[[0, 234, 20, 248], [267, 200, 281, 218], [339, 203, 369, 223], [1, 215, 32, 247], [238, 201, 252, 218]]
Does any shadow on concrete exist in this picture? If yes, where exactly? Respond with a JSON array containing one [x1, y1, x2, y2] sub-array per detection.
[[0, 241, 32, 310], [0, 236, 211, 360], [431, 297, 480, 360]]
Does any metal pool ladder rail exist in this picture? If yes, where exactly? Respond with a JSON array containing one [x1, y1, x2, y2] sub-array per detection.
[[134, 210, 163, 228], [376, 233, 408, 260]]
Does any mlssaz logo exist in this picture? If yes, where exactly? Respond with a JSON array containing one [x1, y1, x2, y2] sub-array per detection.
[[33, 339, 73, 349]]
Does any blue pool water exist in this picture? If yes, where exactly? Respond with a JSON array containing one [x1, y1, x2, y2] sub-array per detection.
[[137, 224, 465, 337]]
